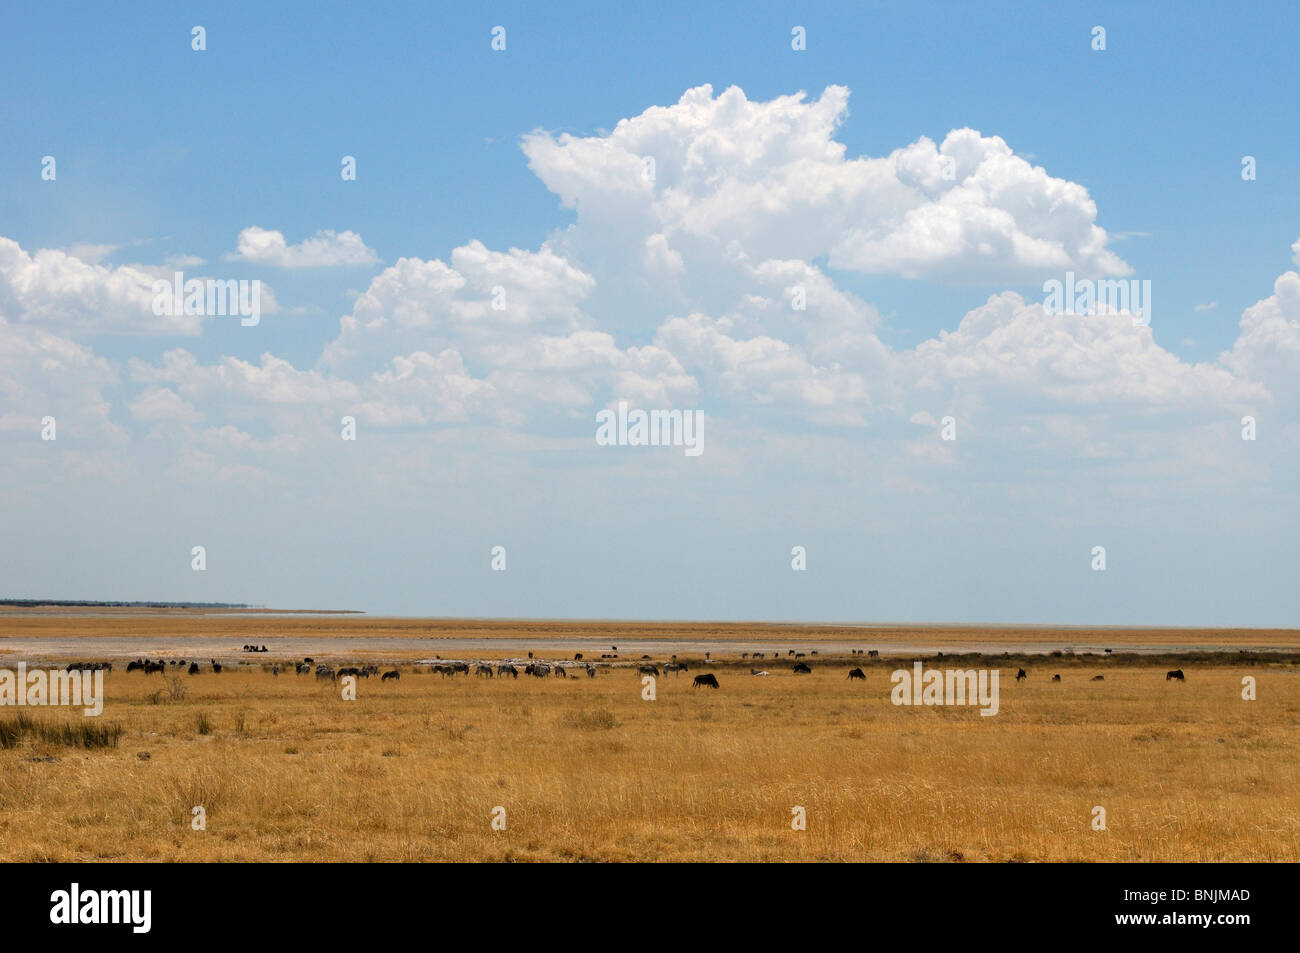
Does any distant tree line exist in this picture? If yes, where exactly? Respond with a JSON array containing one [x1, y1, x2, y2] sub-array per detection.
[[0, 599, 251, 609]]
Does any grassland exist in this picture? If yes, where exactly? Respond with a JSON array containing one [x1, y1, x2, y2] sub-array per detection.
[[2, 610, 1299, 646], [2, 645, 1298, 862]]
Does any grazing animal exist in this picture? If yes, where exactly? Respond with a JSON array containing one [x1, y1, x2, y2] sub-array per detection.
[[752, 652, 764, 660], [303, 657, 314, 665], [126, 660, 143, 673], [271, 666, 279, 677], [750, 668, 768, 676], [692, 673, 719, 689], [497, 664, 519, 678], [586, 664, 596, 678], [1166, 669, 1185, 682], [794, 652, 806, 659], [1091, 675, 1105, 682], [475, 664, 494, 678], [847, 668, 866, 681], [382, 670, 400, 681], [637, 664, 660, 677], [211, 660, 223, 674], [144, 661, 165, 675], [574, 653, 583, 661], [868, 650, 879, 658], [1051, 674, 1061, 682], [295, 662, 310, 675], [315, 665, 335, 681], [1104, 648, 1113, 654], [792, 662, 812, 674], [663, 662, 687, 676], [1016, 668, 1027, 681], [188, 662, 200, 675], [554, 665, 568, 678]]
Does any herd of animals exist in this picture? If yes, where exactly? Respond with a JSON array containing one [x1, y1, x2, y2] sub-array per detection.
[[58, 650, 1192, 688]]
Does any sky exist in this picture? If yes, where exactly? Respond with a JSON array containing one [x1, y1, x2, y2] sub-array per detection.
[[2, 1, 1299, 624]]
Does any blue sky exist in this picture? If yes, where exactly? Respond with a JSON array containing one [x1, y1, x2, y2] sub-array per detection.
[[2, 1, 1299, 623]]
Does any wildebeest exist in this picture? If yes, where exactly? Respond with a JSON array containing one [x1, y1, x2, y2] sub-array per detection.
[[338, 667, 361, 679], [304, 657, 314, 664], [188, 662, 200, 675], [692, 673, 719, 689], [1051, 674, 1061, 682], [663, 662, 687, 676], [144, 660, 165, 675], [574, 653, 583, 661], [1016, 668, 1027, 681], [792, 662, 812, 674], [211, 659, 222, 674], [637, 664, 660, 677], [315, 665, 335, 681], [382, 670, 400, 681], [295, 662, 311, 675], [497, 664, 519, 678], [752, 652, 764, 659], [1091, 675, 1105, 682], [868, 650, 879, 658], [1166, 669, 1185, 681], [847, 667, 866, 681], [586, 664, 596, 678]]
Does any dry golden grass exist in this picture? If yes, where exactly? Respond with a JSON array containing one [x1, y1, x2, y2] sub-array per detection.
[[2, 657, 1297, 862]]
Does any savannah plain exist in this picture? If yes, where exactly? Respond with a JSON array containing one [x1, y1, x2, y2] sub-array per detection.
[[1, 611, 1298, 862]]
